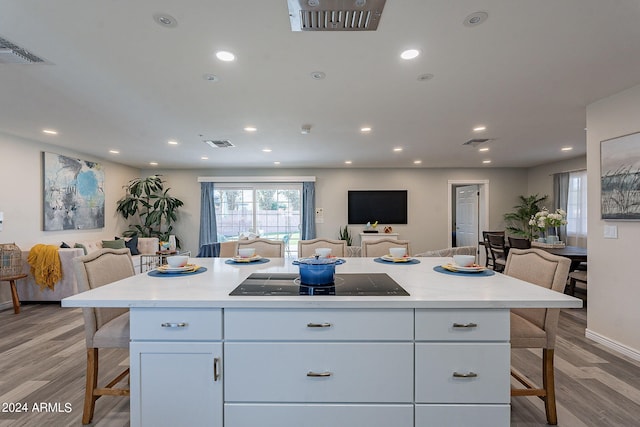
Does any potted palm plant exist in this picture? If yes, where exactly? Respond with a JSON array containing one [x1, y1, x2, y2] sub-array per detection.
[[503, 194, 548, 240], [116, 175, 184, 246]]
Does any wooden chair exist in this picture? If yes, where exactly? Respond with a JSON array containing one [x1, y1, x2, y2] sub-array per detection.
[[508, 236, 532, 249], [298, 238, 347, 258], [0, 273, 27, 314], [482, 230, 505, 268], [567, 269, 587, 297], [505, 248, 571, 425], [414, 246, 476, 257], [361, 238, 410, 258], [487, 233, 507, 272], [237, 238, 284, 257], [72, 248, 135, 424]]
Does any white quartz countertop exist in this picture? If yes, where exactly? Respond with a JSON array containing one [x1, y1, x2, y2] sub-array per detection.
[[62, 257, 583, 309]]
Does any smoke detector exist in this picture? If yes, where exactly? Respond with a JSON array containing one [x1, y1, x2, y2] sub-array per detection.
[[204, 140, 235, 148], [288, 0, 386, 31]]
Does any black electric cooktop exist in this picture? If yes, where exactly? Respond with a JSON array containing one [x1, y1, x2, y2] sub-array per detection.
[[229, 273, 410, 296]]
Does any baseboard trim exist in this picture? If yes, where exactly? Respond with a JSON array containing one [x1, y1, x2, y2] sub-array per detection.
[[0, 300, 14, 311], [585, 328, 640, 362]]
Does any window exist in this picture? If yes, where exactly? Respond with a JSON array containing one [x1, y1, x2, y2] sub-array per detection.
[[566, 170, 587, 246], [214, 183, 302, 255]]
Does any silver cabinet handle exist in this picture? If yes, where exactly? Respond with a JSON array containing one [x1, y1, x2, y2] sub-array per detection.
[[452, 322, 478, 328], [307, 371, 332, 377], [453, 371, 478, 378], [160, 322, 188, 328], [307, 322, 332, 328], [214, 357, 220, 381]]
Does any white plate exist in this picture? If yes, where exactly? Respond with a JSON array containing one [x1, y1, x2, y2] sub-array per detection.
[[442, 263, 486, 273], [157, 264, 196, 272], [380, 254, 413, 263], [231, 255, 263, 263]]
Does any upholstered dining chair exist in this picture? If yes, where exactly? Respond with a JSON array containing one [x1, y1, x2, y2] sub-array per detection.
[[361, 238, 411, 258], [414, 245, 476, 257], [482, 230, 505, 268], [72, 248, 135, 424], [298, 238, 347, 258], [504, 248, 571, 425], [487, 233, 508, 272], [237, 238, 284, 257]]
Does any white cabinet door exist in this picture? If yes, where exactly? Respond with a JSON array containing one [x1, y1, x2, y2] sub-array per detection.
[[130, 342, 222, 427]]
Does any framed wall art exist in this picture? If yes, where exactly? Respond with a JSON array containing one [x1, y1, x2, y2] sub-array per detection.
[[43, 152, 105, 230], [600, 132, 640, 220]]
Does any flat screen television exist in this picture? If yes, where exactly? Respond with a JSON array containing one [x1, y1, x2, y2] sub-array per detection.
[[347, 190, 408, 225]]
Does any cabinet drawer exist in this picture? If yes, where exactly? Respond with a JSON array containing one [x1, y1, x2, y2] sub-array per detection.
[[415, 343, 510, 404], [415, 404, 509, 427], [415, 309, 508, 341], [225, 404, 413, 427], [130, 308, 222, 341], [225, 342, 413, 402], [225, 308, 413, 341]]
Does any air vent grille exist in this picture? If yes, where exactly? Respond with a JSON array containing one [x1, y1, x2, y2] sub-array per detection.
[[288, 0, 386, 31], [204, 140, 235, 148], [463, 138, 490, 147], [0, 36, 44, 64]]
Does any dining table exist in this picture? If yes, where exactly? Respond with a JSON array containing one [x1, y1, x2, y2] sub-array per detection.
[[536, 245, 587, 271]]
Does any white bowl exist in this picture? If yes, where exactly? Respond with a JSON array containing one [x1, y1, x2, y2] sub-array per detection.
[[315, 247, 332, 258], [166, 255, 189, 268], [453, 254, 475, 267], [389, 247, 407, 258], [238, 248, 256, 258]]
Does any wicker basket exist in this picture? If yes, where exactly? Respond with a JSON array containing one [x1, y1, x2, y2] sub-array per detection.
[[0, 243, 23, 278]]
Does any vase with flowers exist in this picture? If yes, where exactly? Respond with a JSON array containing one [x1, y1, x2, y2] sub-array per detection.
[[529, 208, 567, 244]]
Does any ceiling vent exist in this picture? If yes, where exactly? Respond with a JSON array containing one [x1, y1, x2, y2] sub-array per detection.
[[288, 0, 386, 31], [0, 36, 45, 64], [463, 138, 491, 147], [204, 140, 235, 148]]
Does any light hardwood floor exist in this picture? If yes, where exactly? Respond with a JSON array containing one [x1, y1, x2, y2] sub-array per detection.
[[0, 297, 638, 426]]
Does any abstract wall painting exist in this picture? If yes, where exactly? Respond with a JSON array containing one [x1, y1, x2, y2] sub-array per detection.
[[43, 152, 105, 230], [600, 132, 640, 220]]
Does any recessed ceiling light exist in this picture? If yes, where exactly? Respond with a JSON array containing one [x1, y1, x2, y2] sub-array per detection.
[[479, 147, 489, 152], [561, 146, 573, 151], [345, 160, 352, 165], [262, 148, 272, 153], [393, 147, 403, 152], [482, 160, 492, 164], [413, 160, 422, 164], [464, 11, 488, 27], [153, 13, 177, 28], [149, 161, 158, 166], [109, 150, 119, 154], [400, 49, 420, 60], [244, 126, 257, 132], [42, 129, 58, 135], [473, 126, 486, 132], [274, 161, 281, 165], [360, 127, 372, 132], [201, 156, 209, 160], [216, 51, 235, 62], [168, 140, 178, 145]]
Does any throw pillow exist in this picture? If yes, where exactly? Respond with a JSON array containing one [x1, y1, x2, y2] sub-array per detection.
[[102, 239, 126, 250], [74, 243, 88, 255], [116, 235, 139, 255], [60, 242, 70, 248]]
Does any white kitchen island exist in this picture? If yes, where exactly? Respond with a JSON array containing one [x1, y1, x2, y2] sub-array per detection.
[[62, 257, 582, 427]]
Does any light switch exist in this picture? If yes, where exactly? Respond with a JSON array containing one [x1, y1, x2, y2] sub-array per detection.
[[604, 224, 618, 239]]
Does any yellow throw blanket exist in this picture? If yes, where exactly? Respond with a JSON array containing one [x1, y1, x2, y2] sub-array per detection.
[[27, 244, 62, 291]]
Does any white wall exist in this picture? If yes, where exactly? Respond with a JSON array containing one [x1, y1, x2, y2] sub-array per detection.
[[527, 156, 587, 203], [151, 167, 529, 256], [585, 84, 640, 359], [1, 132, 139, 305]]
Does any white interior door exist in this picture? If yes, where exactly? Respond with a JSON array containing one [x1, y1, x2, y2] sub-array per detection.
[[455, 185, 479, 248]]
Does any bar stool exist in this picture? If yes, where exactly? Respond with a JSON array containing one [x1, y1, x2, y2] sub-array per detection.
[[0, 273, 27, 314]]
